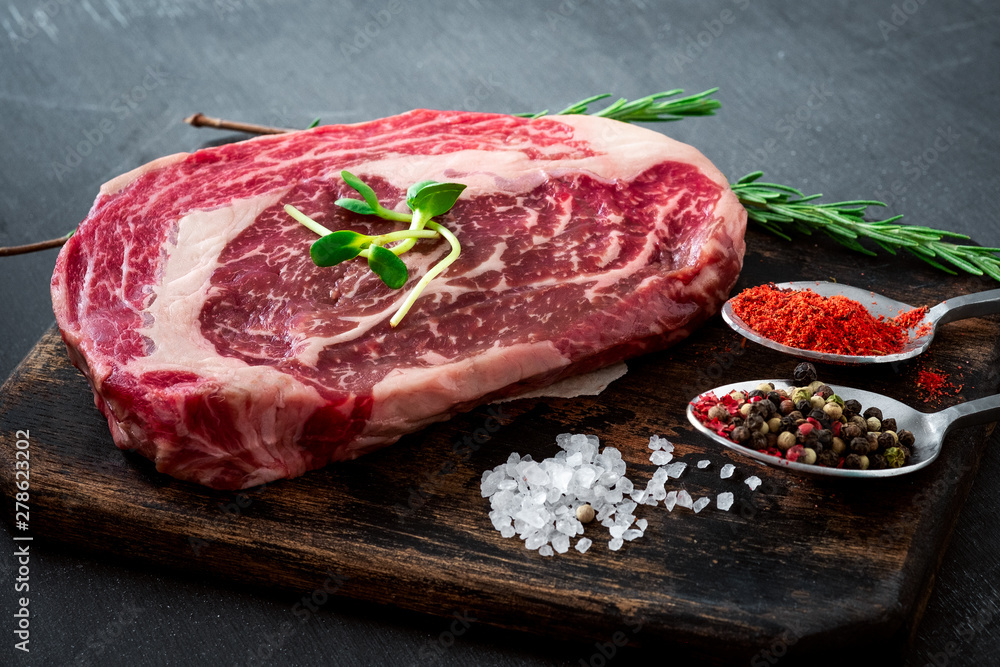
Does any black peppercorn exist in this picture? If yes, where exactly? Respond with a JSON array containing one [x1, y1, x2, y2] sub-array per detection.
[[766, 432, 779, 448], [748, 389, 765, 399], [898, 430, 915, 447], [844, 453, 864, 469], [780, 415, 797, 431], [815, 384, 833, 399], [816, 429, 833, 446], [843, 423, 863, 440], [751, 432, 768, 449], [731, 426, 750, 443], [863, 406, 883, 421], [792, 362, 818, 385], [877, 432, 895, 450], [900, 445, 912, 461], [747, 415, 765, 432], [787, 411, 804, 422], [843, 399, 862, 416], [816, 449, 839, 467], [881, 417, 897, 433], [767, 391, 783, 408], [850, 436, 872, 455], [869, 453, 887, 470], [795, 400, 812, 414]]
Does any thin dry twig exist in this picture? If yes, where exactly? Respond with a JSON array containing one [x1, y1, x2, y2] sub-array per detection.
[[184, 112, 292, 135]]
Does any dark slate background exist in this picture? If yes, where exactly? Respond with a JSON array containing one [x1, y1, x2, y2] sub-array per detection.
[[1, 1, 998, 665]]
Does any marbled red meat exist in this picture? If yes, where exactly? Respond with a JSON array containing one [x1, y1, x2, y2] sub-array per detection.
[[51, 109, 746, 489]]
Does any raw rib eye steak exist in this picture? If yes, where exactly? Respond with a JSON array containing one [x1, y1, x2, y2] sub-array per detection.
[[51, 109, 747, 489]]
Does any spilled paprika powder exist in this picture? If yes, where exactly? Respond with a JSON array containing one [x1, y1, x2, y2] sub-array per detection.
[[730, 283, 928, 356]]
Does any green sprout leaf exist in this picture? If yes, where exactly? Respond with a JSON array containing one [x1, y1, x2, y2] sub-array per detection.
[[367, 244, 408, 288], [341, 170, 382, 212], [307, 117, 321, 129], [310, 230, 369, 267], [406, 181, 468, 218], [335, 197, 377, 216]]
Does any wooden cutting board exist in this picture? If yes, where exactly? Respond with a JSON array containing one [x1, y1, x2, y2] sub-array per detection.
[[2, 227, 998, 663]]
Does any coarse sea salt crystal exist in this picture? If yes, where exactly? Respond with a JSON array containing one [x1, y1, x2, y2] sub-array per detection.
[[622, 529, 643, 541], [717, 492, 734, 511], [649, 450, 673, 466], [745, 476, 762, 491], [576, 537, 592, 553], [720, 463, 735, 479], [609, 525, 626, 539], [552, 533, 570, 554], [538, 545, 554, 557], [676, 490, 694, 509], [696, 460, 710, 469], [647, 435, 668, 451], [608, 537, 623, 551], [664, 490, 677, 512], [665, 462, 687, 479], [692, 497, 710, 513], [636, 518, 648, 532]]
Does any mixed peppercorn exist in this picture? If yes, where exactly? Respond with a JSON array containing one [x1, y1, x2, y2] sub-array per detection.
[[691, 363, 916, 470]]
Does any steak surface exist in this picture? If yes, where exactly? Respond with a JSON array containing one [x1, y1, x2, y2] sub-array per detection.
[[51, 109, 746, 489]]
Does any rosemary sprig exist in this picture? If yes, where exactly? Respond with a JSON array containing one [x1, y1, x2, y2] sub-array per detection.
[[730, 171, 1000, 282], [518, 88, 721, 122]]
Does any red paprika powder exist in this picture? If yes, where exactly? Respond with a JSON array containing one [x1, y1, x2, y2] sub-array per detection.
[[730, 283, 928, 356]]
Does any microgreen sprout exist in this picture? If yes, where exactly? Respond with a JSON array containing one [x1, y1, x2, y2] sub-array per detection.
[[286, 170, 466, 326]]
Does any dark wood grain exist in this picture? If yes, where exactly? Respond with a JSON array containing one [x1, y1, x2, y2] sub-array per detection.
[[2, 227, 997, 663]]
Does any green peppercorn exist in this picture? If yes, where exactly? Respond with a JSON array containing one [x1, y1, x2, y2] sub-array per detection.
[[800, 447, 818, 465], [817, 449, 840, 467], [880, 417, 897, 433], [777, 431, 797, 450], [822, 403, 843, 420], [858, 455, 870, 470], [898, 430, 915, 447], [807, 381, 824, 394], [884, 447, 905, 468], [866, 416, 881, 432], [831, 436, 847, 455], [731, 426, 750, 443], [792, 362, 818, 385], [844, 453, 864, 469], [826, 394, 845, 407], [863, 406, 883, 421]]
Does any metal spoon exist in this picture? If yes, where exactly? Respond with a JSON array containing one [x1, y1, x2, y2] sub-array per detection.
[[687, 379, 1000, 478], [721, 281, 1000, 365]]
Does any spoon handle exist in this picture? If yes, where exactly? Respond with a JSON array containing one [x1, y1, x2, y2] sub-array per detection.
[[928, 288, 1000, 327], [936, 393, 1000, 434]]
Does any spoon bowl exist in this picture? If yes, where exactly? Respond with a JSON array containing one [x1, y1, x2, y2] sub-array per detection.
[[687, 379, 1000, 478], [722, 282, 1000, 365]]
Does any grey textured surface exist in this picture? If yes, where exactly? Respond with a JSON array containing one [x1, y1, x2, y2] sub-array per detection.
[[1, 0, 998, 664]]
